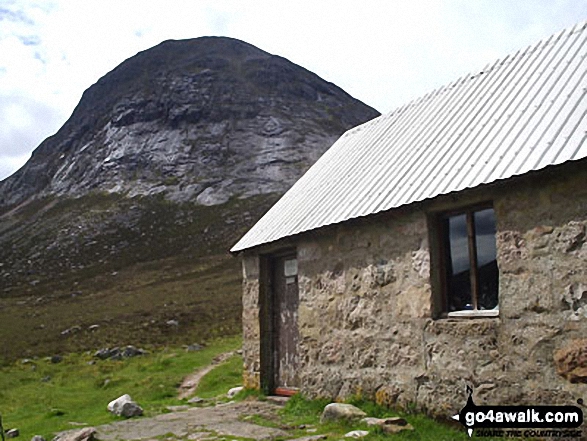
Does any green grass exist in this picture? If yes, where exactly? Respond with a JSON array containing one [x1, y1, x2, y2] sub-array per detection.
[[0, 336, 241, 440], [277, 394, 510, 440], [0, 338, 513, 441], [194, 354, 243, 399], [232, 392, 507, 440]]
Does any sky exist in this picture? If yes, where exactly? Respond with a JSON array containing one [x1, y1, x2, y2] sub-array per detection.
[[1, 0, 586, 181]]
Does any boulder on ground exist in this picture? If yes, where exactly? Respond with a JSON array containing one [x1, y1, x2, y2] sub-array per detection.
[[320, 403, 366, 423], [381, 422, 414, 434], [94, 346, 146, 361], [121, 346, 146, 358], [227, 386, 244, 398], [344, 430, 369, 438], [6, 428, 19, 438], [361, 416, 408, 426], [361, 416, 414, 434], [186, 343, 203, 352], [51, 427, 96, 441], [107, 394, 143, 418]]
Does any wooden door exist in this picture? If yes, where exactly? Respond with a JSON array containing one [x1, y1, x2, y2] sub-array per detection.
[[272, 253, 300, 392]]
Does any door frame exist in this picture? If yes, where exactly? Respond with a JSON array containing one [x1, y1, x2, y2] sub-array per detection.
[[259, 248, 298, 395]]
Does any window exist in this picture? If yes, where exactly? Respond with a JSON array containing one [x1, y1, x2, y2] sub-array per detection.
[[439, 205, 498, 317]]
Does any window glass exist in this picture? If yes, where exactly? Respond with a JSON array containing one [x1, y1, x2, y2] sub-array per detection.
[[447, 213, 472, 312], [442, 206, 498, 315], [474, 208, 498, 310]]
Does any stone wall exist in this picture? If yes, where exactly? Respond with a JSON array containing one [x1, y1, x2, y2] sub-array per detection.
[[240, 161, 587, 416], [242, 254, 261, 390]]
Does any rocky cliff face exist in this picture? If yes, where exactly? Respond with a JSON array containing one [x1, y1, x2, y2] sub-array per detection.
[[0, 37, 379, 207]]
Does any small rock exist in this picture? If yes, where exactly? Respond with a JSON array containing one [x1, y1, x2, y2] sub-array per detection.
[[88, 325, 100, 332], [188, 397, 204, 404], [227, 386, 244, 398], [41, 376, 52, 383], [344, 430, 369, 438], [94, 348, 118, 360], [185, 344, 203, 352], [121, 346, 146, 358], [186, 433, 213, 441], [361, 416, 408, 426], [166, 319, 179, 327], [31, 436, 46, 441], [320, 403, 366, 423], [61, 326, 81, 336], [107, 394, 143, 418], [384, 416, 409, 426], [360, 416, 413, 434], [166, 405, 190, 412], [381, 422, 414, 434], [94, 346, 145, 361], [52, 427, 96, 441], [290, 436, 326, 441], [265, 396, 290, 406], [6, 428, 19, 438], [361, 417, 381, 426]]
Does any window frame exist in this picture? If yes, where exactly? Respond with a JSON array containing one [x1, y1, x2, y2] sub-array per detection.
[[432, 201, 499, 319]]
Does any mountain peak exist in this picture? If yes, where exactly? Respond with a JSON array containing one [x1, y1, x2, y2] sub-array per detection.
[[0, 38, 379, 207]]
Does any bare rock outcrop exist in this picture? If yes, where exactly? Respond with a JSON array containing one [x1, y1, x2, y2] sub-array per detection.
[[0, 37, 379, 208]]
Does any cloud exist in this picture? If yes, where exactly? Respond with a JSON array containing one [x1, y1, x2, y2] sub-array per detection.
[[0, 92, 63, 179], [0, 5, 35, 25], [0, 0, 586, 182], [0, 153, 29, 181], [17, 34, 40, 45]]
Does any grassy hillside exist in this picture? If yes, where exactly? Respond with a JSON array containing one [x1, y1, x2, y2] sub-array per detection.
[[0, 192, 279, 362], [0, 337, 242, 440]]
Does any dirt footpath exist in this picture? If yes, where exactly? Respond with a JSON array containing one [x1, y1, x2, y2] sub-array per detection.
[[60, 401, 288, 441], [90, 400, 291, 440], [57, 355, 317, 441], [177, 351, 236, 400]]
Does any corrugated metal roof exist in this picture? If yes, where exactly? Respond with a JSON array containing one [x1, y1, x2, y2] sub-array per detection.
[[231, 20, 587, 253]]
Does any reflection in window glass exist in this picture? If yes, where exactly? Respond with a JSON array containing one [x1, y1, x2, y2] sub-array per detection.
[[475, 209, 498, 310], [443, 207, 498, 313], [447, 214, 471, 312]]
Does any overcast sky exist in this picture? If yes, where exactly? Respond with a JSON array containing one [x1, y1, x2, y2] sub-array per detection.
[[0, 0, 585, 181]]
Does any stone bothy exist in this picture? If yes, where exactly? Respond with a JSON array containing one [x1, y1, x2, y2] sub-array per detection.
[[231, 22, 587, 416]]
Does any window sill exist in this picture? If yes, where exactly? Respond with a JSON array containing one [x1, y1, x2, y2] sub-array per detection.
[[446, 310, 499, 318]]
